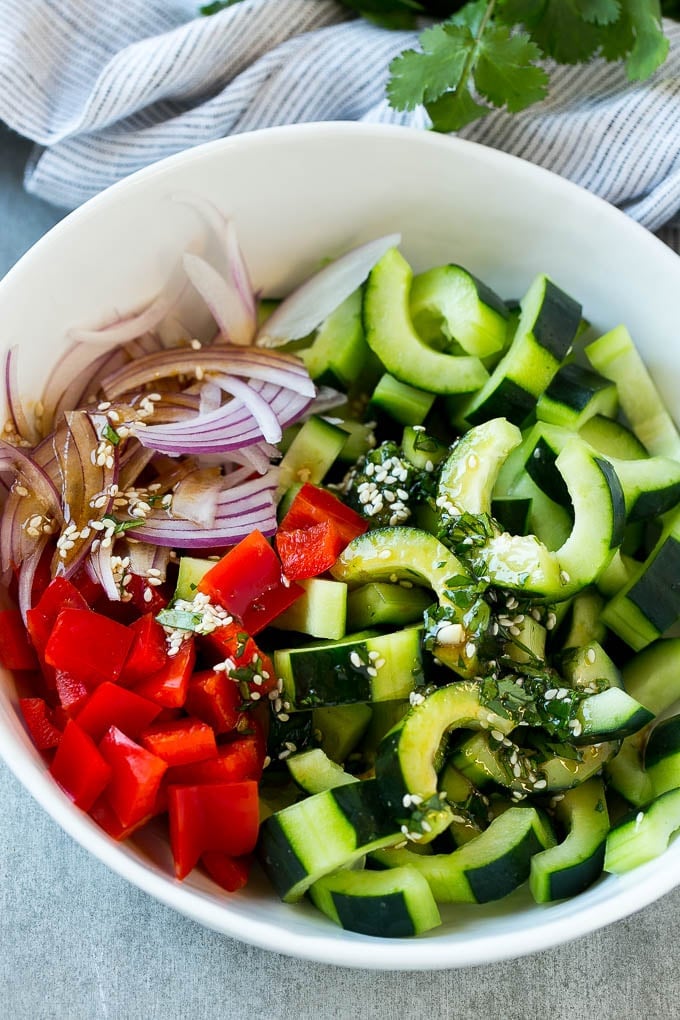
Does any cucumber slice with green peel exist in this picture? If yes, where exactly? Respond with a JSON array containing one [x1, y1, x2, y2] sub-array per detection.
[[503, 474, 572, 551], [277, 415, 348, 495], [602, 510, 680, 650], [174, 556, 213, 601], [604, 788, 680, 874], [363, 249, 489, 394], [586, 325, 680, 459], [606, 732, 655, 808], [257, 778, 402, 901], [370, 373, 435, 426], [347, 582, 433, 630], [436, 417, 522, 516], [374, 681, 517, 839], [370, 807, 555, 904], [579, 414, 647, 461], [274, 627, 424, 709], [273, 577, 347, 641], [536, 362, 618, 431], [438, 761, 489, 846], [360, 699, 410, 759], [313, 703, 373, 763], [645, 715, 680, 799], [409, 264, 510, 358], [557, 640, 623, 692], [529, 778, 609, 903], [454, 731, 619, 794], [299, 288, 368, 387], [331, 527, 467, 604], [456, 274, 582, 428], [309, 864, 441, 938], [503, 614, 547, 665], [336, 420, 376, 463], [472, 438, 625, 599], [287, 748, 359, 794], [596, 550, 638, 598], [573, 687, 653, 744], [401, 426, 450, 472], [622, 638, 680, 714]]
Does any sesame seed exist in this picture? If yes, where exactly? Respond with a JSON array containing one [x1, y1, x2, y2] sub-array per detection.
[[378, 548, 392, 559], [491, 730, 505, 742], [560, 570, 571, 584], [15, 485, 28, 497], [533, 779, 547, 790], [349, 651, 363, 669], [586, 648, 596, 664], [143, 588, 153, 603]]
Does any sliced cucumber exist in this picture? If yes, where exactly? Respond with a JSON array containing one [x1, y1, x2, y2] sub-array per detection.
[[174, 556, 213, 601], [277, 415, 348, 495], [437, 417, 522, 516], [313, 703, 373, 763], [401, 427, 449, 472], [287, 748, 359, 794], [300, 288, 368, 387], [604, 788, 680, 874], [536, 362, 618, 430], [586, 325, 680, 459], [409, 263, 509, 358], [370, 373, 435, 426], [346, 582, 433, 630], [557, 640, 623, 691], [370, 807, 555, 903], [273, 578, 347, 641], [363, 249, 489, 394], [529, 778, 609, 903], [274, 627, 424, 709], [257, 779, 400, 901], [457, 274, 582, 427], [579, 414, 647, 461], [644, 715, 680, 799], [309, 864, 441, 937]]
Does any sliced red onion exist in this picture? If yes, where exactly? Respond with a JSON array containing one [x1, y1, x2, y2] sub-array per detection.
[[140, 472, 278, 548], [172, 468, 222, 528], [118, 444, 156, 492], [68, 273, 187, 346], [212, 374, 282, 444], [101, 347, 313, 401], [256, 234, 401, 346], [17, 536, 48, 624], [219, 464, 259, 489], [0, 440, 63, 521], [88, 542, 121, 602], [4, 346, 39, 445], [183, 254, 255, 347], [199, 381, 222, 415], [307, 385, 347, 416], [126, 540, 170, 581]]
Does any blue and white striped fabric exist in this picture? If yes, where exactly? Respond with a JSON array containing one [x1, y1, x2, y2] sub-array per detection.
[[0, 0, 679, 246]]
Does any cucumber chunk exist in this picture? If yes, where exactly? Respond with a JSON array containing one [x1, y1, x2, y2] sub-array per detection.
[[287, 748, 359, 794], [409, 263, 509, 358], [273, 578, 348, 641], [529, 778, 609, 903], [364, 249, 489, 394], [313, 703, 373, 763], [370, 373, 435, 426], [309, 864, 441, 938], [605, 788, 680, 874], [437, 417, 522, 516], [300, 288, 368, 387], [347, 582, 433, 630]]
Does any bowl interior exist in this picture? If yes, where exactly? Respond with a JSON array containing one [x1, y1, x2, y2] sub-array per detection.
[[2, 122, 680, 969]]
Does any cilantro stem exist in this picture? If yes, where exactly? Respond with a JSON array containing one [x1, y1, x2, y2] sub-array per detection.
[[457, 0, 496, 98]]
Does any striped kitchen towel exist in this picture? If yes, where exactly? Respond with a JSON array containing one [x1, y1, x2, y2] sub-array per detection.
[[0, 0, 679, 240]]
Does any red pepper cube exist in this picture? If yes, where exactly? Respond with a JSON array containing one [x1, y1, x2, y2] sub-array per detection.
[[118, 614, 168, 687], [89, 794, 154, 842], [197, 530, 303, 635], [45, 607, 135, 689], [124, 573, 169, 615], [165, 734, 265, 786], [50, 720, 112, 811], [280, 483, 368, 544], [98, 726, 168, 830], [168, 781, 260, 880], [133, 638, 195, 709], [26, 577, 89, 663], [55, 671, 91, 716], [184, 669, 241, 734], [19, 697, 64, 750], [140, 717, 217, 767], [0, 609, 38, 670], [275, 520, 346, 580], [75, 681, 161, 743], [201, 852, 252, 892], [199, 622, 277, 698]]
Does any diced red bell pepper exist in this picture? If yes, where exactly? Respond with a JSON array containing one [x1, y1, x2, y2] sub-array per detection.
[[19, 697, 64, 750], [168, 780, 260, 880], [98, 726, 168, 830], [199, 621, 277, 698], [0, 609, 38, 670], [279, 483, 368, 544], [201, 852, 252, 892], [197, 530, 303, 634], [275, 520, 346, 579], [125, 573, 169, 616], [118, 614, 168, 687], [26, 577, 89, 664], [50, 720, 112, 811], [165, 733, 265, 786], [140, 717, 217, 767], [75, 681, 161, 743], [69, 566, 105, 608], [184, 668, 241, 734], [55, 671, 91, 716], [133, 638, 195, 708], [89, 794, 154, 841], [45, 607, 135, 688]]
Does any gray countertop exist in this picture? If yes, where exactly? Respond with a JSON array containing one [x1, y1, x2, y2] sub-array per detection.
[[2, 125, 680, 1020]]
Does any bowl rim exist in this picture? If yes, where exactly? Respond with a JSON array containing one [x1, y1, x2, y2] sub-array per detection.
[[3, 120, 680, 970]]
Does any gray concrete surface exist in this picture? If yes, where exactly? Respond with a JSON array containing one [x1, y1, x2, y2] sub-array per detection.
[[2, 124, 680, 1020]]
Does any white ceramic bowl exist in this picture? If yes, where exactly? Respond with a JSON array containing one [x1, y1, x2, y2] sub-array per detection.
[[2, 123, 680, 970]]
